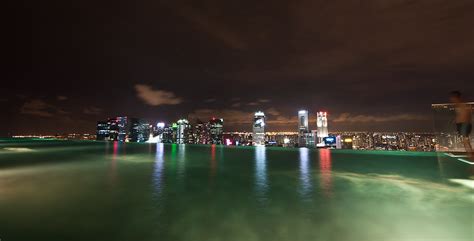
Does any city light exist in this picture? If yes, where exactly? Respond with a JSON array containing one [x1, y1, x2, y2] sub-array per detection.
[[87, 110, 439, 151]]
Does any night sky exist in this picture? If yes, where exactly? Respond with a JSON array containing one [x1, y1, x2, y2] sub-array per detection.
[[3, 0, 474, 136]]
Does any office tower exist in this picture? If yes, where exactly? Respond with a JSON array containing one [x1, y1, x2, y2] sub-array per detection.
[[108, 117, 128, 141], [176, 119, 191, 144], [96, 121, 110, 141], [297, 110, 309, 147], [152, 122, 166, 143], [193, 120, 209, 144], [128, 118, 151, 142], [147, 122, 165, 143], [161, 124, 175, 143], [253, 111, 266, 146], [209, 117, 224, 144], [316, 112, 328, 143]]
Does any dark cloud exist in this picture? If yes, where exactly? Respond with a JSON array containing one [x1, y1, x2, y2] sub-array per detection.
[[333, 113, 430, 123], [203, 98, 216, 103], [164, 1, 248, 50], [20, 99, 67, 118], [83, 106, 103, 115]]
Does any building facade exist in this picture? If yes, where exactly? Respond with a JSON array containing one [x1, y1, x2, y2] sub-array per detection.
[[128, 118, 151, 142], [107, 117, 128, 141], [297, 110, 310, 147], [316, 112, 329, 144], [209, 118, 224, 144], [176, 119, 191, 144], [253, 111, 266, 146], [96, 121, 110, 141]]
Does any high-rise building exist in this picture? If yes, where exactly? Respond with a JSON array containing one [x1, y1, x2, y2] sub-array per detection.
[[176, 119, 191, 144], [253, 111, 266, 146], [193, 120, 209, 144], [316, 112, 328, 143], [108, 117, 128, 141], [128, 118, 151, 142], [151, 122, 166, 143], [209, 117, 224, 144], [298, 110, 309, 147], [161, 124, 176, 143], [96, 121, 110, 141]]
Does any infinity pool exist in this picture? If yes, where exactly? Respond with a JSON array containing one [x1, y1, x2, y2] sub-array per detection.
[[0, 140, 472, 241]]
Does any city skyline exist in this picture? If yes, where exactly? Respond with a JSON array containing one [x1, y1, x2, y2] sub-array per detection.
[[3, 103, 474, 136], [3, 0, 474, 135]]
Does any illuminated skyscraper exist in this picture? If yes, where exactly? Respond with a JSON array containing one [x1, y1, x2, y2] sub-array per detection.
[[253, 111, 266, 146], [298, 110, 309, 147], [317, 112, 329, 143], [96, 121, 110, 141], [193, 120, 209, 144], [161, 124, 175, 143], [154, 122, 166, 142], [147, 122, 166, 143], [209, 117, 224, 144], [108, 116, 128, 141], [176, 119, 191, 144], [128, 118, 150, 142]]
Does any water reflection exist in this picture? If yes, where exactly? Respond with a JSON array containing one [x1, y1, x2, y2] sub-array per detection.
[[108, 141, 119, 185], [255, 146, 268, 203], [299, 148, 312, 200], [153, 143, 165, 196], [211, 144, 217, 174], [319, 149, 332, 197], [177, 144, 186, 178], [210, 144, 217, 181]]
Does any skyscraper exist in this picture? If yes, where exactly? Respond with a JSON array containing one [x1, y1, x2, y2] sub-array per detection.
[[108, 117, 128, 141], [298, 110, 309, 147], [193, 120, 209, 144], [154, 122, 166, 143], [147, 122, 166, 143], [253, 111, 266, 146], [96, 121, 110, 141], [176, 119, 191, 144], [128, 118, 151, 142], [209, 117, 224, 144], [317, 112, 328, 143], [161, 123, 176, 143]]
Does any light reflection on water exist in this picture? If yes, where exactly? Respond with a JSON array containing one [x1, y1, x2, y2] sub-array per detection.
[[177, 144, 186, 178], [255, 146, 268, 203], [153, 143, 165, 197], [299, 148, 312, 200], [209, 145, 217, 186], [210, 144, 217, 177], [1, 141, 473, 241], [319, 148, 333, 197], [108, 141, 119, 185]]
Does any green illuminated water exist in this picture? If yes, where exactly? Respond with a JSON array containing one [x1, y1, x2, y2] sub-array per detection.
[[0, 140, 473, 241]]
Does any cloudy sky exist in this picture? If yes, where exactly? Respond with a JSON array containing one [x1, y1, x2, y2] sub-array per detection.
[[2, 0, 474, 135]]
